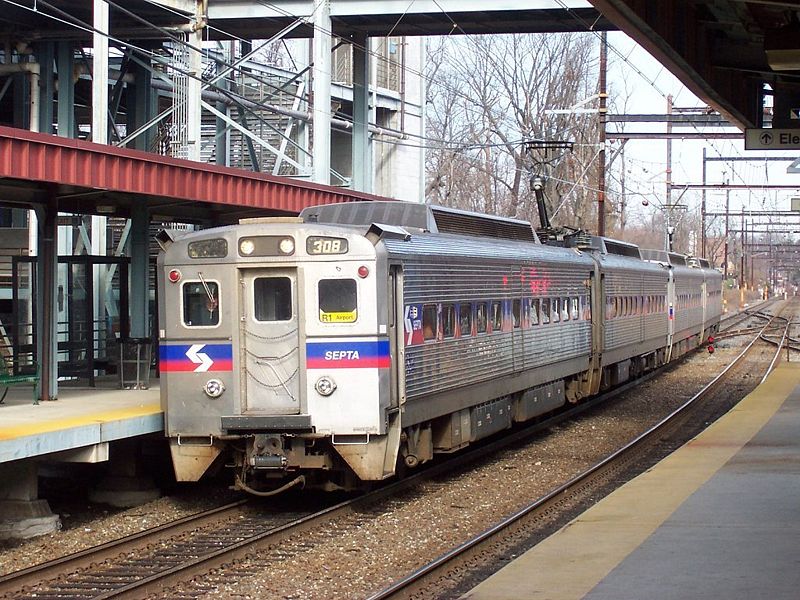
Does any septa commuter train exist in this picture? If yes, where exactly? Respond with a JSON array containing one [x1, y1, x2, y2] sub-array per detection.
[[156, 202, 722, 494]]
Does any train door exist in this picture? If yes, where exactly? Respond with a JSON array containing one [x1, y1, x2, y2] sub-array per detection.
[[666, 268, 675, 361], [699, 277, 707, 344], [239, 268, 300, 414]]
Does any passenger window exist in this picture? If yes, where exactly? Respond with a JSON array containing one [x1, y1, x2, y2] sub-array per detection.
[[422, 304, 437, 341], [571, 297, 579, 320], [459, 303, 471, 337], [551, 298, 560, 323], [318, 279, 356, 323], [541, 299, 550, 324], [530, 299, 539, 325], [491, 301, 502, 332], [582, 295, 591, 320], [476, 303, 488, 334], [183, 281, 220, 327], [442, 304, 456, 338], [254, 277, 292, 322], [561, 298, 570, 321], [512, 299, 521, 328]]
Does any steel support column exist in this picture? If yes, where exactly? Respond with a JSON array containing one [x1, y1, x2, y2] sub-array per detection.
[[37, 43, 55, 134], [312, 0, 332, 184], [351, 34, 371, 193], [187, 27, 203, 161], [35, 195, 58, 402], [128, 203, 150, 339], [130, 56, 155, 152]]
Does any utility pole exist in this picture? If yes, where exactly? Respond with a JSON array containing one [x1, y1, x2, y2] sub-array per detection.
[[598, 31, 607, 237], [701, 147, 707, 258], [665, 95, 673, 251], [724, 191, 730, 282]]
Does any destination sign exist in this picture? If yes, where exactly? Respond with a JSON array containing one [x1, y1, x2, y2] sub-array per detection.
[[745, 128, 800, 150]]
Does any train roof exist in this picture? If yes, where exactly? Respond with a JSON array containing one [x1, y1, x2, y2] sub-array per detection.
[[300, 201, 539, 244]]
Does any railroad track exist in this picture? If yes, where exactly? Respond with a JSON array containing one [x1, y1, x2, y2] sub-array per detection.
[[366, 301, 793, 600], [0, 300, 786, 600]]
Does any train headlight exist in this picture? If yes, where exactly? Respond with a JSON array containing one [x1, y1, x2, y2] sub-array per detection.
[[204, 378, 225, 398], [239, 239, 255, 256], [279, 237, 295, 255], [315, 376, 336, 396]]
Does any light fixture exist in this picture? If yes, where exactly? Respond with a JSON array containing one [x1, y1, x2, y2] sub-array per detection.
[[204, 379, 225, 398], [766, 19, 800, 71], [96, 205, 116, 214], [279, 237, 295, 255], [239, 239, 255, 255], [315, 376, 336, 396]]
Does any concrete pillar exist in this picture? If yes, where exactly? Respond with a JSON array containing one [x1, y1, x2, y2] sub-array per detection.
[[0, 461, 60, 540], [35, 196, 58, 402], [129, 203, 150, 339], [89, 439, 160, 508], [351, 34, 371, 193], [312, 0, 331, 184]]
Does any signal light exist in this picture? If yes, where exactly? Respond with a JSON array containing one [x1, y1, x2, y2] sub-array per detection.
[[708, 335, 715, 344], [707, 345, 715, 354], [168, 269, 182, 283]]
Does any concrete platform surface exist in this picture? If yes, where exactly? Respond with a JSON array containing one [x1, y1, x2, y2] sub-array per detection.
[[464, 361, 800, 600], [0, 385, 162, 463]]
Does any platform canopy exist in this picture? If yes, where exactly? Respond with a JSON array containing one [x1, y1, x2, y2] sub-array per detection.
[[590, 0, 800, 131]]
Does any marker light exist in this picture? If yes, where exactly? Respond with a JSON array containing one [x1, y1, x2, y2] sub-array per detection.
[[315, 376, 336, 396], [239, 239, 255, 255], [279, 237, 295, 255], [204, 379, 225, 398], [357, 265, 369, 278], [168, 269, 182, 283]]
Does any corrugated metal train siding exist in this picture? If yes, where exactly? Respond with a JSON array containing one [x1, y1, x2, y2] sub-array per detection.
[[397, 250, 593, 400]]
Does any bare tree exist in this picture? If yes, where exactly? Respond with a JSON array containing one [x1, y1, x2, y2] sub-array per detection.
[[426, 34, 602, 230]]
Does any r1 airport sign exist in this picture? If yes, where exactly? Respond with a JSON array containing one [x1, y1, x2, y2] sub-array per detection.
[[745, 128, 800, 150]]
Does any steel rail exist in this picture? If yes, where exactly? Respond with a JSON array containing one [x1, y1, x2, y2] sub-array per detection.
[[761, 319, 791, 384], [0, 499, 250, 594], [366, 309, 782, 600]]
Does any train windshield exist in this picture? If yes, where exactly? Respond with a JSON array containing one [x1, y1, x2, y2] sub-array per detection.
[[319, 278, 357, 323], [183, 281, 219, 327]]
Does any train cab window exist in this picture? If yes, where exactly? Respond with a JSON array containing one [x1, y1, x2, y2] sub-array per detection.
[[571, 297, 580, 320], [459, 304, 472, 337], [541, 299, 550, 324], [254, 277, 292, 322], [530, 299, 539, 325], [442, 304, 456, 338], [561, 298, 570, 321], [476, 303, 488, 334], [491, 301, 502, 332], [318, 279, 357, 323], [512, 299, 521, 328], [183, 281, 220, 327]]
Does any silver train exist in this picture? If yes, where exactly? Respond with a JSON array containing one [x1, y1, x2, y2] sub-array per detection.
[[157, 202, 722, 493]]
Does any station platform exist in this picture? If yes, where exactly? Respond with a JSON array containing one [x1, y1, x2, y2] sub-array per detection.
[[0, 383, 162, 464], [465, 361, 800, 600]]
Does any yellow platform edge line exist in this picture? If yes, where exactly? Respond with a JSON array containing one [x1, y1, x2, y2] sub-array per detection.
[[463, 362, 800, 600], [0, 403, 163, 440]]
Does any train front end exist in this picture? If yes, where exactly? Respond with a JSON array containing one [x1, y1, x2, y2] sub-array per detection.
[[157, 221, 397, 493]]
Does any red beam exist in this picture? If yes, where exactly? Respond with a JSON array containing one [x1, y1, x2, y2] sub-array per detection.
[[0, 126, 386, 213]]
